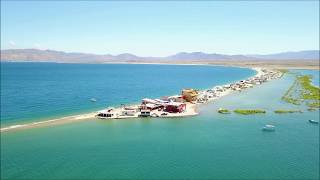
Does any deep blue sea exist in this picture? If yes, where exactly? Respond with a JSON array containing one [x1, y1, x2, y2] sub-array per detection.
[[0, 62, 255, 126]]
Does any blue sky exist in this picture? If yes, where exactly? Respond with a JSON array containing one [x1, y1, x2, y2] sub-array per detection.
[[1, 1, 319, 56]]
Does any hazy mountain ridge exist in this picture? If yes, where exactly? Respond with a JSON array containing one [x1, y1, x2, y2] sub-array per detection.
[[1, 49, 319, 63], [248, 50, 319, 60], [167, 52, 256, 61]]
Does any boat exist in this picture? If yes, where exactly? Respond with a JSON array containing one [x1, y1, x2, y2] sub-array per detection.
[[262, 124, 275, 132], [90, 98, 97, 102], [96, 107, 115, 119], [308, 119, 319, 124]]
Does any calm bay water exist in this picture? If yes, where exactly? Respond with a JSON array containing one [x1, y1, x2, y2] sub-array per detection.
[[1, 63, 319, 180]]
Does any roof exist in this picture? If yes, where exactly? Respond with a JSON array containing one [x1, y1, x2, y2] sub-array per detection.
[[98, 109, 113, 114], [154, 99, 169, 103], [142, 98, 158, 104], [168, 95, 183, 99], [97, 107, 114, 114], [166, 102, 185, 106], [145, 103, 162, 109]]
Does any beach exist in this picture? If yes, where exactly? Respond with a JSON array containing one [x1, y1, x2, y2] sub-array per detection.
[[100, 60, 320, 70]]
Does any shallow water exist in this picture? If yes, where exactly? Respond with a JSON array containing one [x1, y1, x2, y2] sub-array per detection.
[[291, 69, 319, 86], [1, 69, 319, 180]]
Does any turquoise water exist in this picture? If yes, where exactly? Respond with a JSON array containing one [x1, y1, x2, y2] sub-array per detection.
[[0, 62, 255, 126], [1, 64, 319, 180]]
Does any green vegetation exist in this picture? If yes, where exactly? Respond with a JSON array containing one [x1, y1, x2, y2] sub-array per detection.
[[281, 74, 320, 108], [274, 110, 302, 114], [307, 108, 317, 111], [218, 109, 231, 114], [307, 101, 320, 108], [282, 97, 301, 105], [234, 109, 266, 115], [281, 78, 302, 105], [298, 75, 320, 108], [298, 75, 320, 100]]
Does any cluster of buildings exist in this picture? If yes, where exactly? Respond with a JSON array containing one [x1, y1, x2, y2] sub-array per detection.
[[96, 89, 199, 119], [192, 69, 283, 104], [96, 69, 283, 119]]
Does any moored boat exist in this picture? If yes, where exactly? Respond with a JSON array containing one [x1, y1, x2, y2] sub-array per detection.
[[262, 124, 275, 132], [90, 98, 97, 102], [308, 119, 319, 124]]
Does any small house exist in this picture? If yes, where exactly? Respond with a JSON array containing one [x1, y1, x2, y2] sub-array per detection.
[[97, 108, 115, 118], [139, 109, 151, 117], [165, 102, 186, 113]]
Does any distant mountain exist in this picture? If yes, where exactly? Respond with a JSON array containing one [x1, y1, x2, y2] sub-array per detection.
[[166, 52, 253, 61], [248, 50, 319, 60], [0, 49, 144, 63], [167, 50, 319, 61], [115, 53, 144, 61], [1, 49, 319, 63], [0, 49, 104, 63]]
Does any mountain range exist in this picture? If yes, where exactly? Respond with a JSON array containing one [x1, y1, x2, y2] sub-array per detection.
[[0, 49, 319, 63]]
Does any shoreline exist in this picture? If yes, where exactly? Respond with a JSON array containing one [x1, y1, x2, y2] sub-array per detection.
[[2, 60, 319, 70], [0, 66, 282, 133]]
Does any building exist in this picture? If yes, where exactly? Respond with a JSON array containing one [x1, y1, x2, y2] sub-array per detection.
[[140, 103, 163, 111], [141, 98, 164, 110], [96, 108, 115, 118], [182, 89, 198, 102], [141, 98, 158, 104], [167, 95, 185, 103], [139, 109, 151, 117], [121, 107, 137, 116], [164, 102, 186, 113]]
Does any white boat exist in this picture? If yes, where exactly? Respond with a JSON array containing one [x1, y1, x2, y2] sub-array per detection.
[[262, 124, 275, 132], [96, 107, 115, 119], [309, 119, 319, 124], [90, 98, 97, 102]]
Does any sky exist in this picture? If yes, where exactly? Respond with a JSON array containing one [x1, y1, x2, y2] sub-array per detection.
[[1, 1, 319, 56]]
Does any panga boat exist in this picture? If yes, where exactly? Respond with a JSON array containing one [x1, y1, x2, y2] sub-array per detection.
[[90, 98, 97, 102], [262, 124, 275, 132], [308, 119, 319, 124]]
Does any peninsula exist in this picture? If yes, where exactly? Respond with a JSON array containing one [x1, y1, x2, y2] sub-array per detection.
[[0, 67, 283, 132]]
